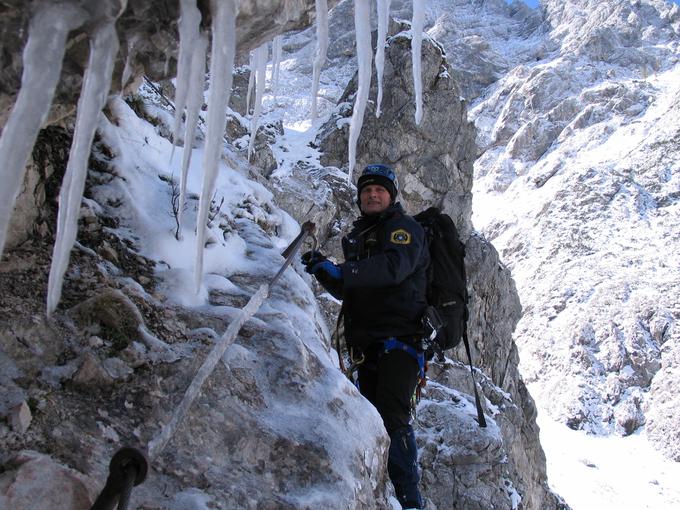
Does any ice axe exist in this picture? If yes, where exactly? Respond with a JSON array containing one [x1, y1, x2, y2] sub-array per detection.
[[269, 220, 316, 290]]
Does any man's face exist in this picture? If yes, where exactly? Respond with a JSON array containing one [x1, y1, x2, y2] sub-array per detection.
[[360, 184, 391, 215]]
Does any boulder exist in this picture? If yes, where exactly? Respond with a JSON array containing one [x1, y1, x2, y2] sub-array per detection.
[[0, 451, 97, 510]]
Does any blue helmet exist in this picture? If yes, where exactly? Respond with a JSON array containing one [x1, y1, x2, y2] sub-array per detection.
[[357, 164, 398, 204]]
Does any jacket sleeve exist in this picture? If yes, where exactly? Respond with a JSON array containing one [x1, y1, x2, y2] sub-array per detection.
[[315, 271, 344, 299], [340, 216, 426, 289]]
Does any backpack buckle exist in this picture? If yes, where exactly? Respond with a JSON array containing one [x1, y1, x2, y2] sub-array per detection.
[[421, 305, 444, 342]]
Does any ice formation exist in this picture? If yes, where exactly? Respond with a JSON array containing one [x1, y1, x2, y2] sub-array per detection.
[[148, 283, 269, 459], [310, 0, 329, 120], [0, 4, 85, 257], [248, 43, 268, 160], [47, 23, 119, 315], [412, 0, 425, 125], [347, 0, 372, 181], [120, 34, 139, 91], [171, 0, 202, 152], [375, 0, 391, 118], [271, 35, 283, 101], [246, 51, 255, 115], [177, 33, 208, 237], [194, 0, 236, 292]]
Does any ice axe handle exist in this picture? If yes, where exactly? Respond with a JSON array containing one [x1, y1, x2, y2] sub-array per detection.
[[281, 221, 316, 259]]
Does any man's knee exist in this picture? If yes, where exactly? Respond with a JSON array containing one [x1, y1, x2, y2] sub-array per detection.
[[388, 426, 423, 509]]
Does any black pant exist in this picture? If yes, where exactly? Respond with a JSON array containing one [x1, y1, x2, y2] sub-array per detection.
[[358, 347, 423, 509], [357, 348, 419, 433]]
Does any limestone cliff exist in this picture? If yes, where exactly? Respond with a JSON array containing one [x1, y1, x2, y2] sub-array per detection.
[[0, 1, 563, 509]]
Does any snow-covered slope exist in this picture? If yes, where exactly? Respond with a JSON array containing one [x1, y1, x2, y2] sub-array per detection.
[[471, 0, 680, 447]]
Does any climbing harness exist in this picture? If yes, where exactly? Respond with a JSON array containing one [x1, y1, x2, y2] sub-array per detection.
[[90, 221, 316, 509], [383, 337, 427, 421]]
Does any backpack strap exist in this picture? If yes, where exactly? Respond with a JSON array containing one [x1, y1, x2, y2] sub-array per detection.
[[457, 238, 485, 427], [461, 326, 487, 428]]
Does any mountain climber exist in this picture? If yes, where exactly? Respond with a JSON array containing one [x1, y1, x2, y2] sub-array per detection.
[[302, 164, 429, 509]]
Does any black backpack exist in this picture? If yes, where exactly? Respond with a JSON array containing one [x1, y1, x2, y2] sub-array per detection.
[[414, 207, 468, 354], [414, 207, 487, 427]]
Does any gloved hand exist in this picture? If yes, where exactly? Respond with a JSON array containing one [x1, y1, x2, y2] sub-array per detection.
[[310, 260, 342, 281], [301, 250, 326, 273]]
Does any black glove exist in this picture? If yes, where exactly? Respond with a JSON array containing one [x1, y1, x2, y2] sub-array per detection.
[[301, 250, 327, 273]]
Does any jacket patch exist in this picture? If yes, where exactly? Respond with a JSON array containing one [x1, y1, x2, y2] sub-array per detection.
[[390, 228, 411, 245]]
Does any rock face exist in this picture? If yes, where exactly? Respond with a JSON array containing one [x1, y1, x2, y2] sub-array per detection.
[[1, 2, 567, 510], [317, 30, 477, 237], [469, 0, 680, 462]]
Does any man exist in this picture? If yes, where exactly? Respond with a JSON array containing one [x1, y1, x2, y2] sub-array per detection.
[[302, 164, 429, 509]]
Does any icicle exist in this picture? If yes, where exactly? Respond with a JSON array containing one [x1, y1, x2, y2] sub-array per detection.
[[120, 34, 139, 91], [194, 0, 236, 292], [271, 35, 283, 102], [375, 0, 391, 118], [412, 0, 426, 125], [47, 23, 119, 315], [247, 43, 268, 160], [171, 0, 202, 153], [0, 4, 85, 258], [246, 51, 255, 115], [347, 0, 372, 182], [310, 0, 329, 120], [177, 32, 208, 237]]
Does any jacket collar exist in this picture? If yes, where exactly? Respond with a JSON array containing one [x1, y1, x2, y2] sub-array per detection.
[[354, 202, 404, 229]]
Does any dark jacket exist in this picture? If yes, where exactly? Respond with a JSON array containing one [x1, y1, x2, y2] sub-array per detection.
[[319, 203, 429, 350]]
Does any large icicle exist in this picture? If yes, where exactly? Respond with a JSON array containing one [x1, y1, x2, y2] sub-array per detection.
[[310, 0, 329, 120], [375, 0, 391, 118], [177, 33, 208, 238], [271, 35, 283, 102], [347, 0, 372, 182], [0, 4, 85, 257], [247, 43, 268, 160], [411, 0, 426, 125], [194, 0, 236, 292], [246, 51, 255, 115], [47, 23, 119, 315], [171, 0, 202, 151]]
